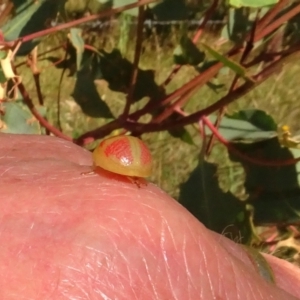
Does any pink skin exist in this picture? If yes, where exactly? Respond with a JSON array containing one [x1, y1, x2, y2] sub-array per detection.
[[0, 133, 300, 300]]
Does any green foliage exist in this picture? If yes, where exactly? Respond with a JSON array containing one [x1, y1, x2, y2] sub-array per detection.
[[3, 0, 65, 55], [68, 28, 85, 71], [179, 109, 282, 241], [221, 8, 252, 43], [230, 138, 300, 225], [0, 51, 8, 83], [207, 112, 277, 142], [229, 0, 278, 8], [221, 7, 270, 43], [0, 100, 43, 134], [202, 43, 253, 82], [228, 109, 277, 132], [179, 160, 252, 244]]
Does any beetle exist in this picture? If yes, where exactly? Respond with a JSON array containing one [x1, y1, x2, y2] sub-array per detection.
[[90, 135, 153, 187]]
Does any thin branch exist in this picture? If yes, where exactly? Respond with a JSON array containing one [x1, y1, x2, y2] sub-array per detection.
[[203, 116, 300, 167], [192, 0, 219, 43], [11, 0, 158, 45], [123, 49, 300, 133], [162, 0, 219, 87], [244, 44, 300, 68], [132, 61, 223, 120], [152, 86, 198, 123], [255, 4, 300, 43], [75, 2, 300, 145], [256, 0, 289, 30], [14, 44, 66, 68], [205, 8, 259, 155], [28, 48, 44, 106], [76, 119, 121, 145], [122, 2, 145, 119], [76, 50, 245, 144]]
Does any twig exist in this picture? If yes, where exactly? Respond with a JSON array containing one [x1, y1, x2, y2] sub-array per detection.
[[5, 0, 158, 46], [162, 0, 219, 87], [205, 8, 259, 155], [202, 116, 300, 167], [256, 0, 289, 30], [152, 86, 197, 123], [255, 4, 300, 43], [122, 2, 145, 119], [122, 49, 300, 133]]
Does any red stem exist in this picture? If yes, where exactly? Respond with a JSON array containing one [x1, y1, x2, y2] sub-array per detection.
[[123, 50, 300, 133], [122, 2, 145, 119], [162, 0, 219, 87], [256, 0, 289, 30], [255, 4, 300, 43], [203, 116, 300, 167]]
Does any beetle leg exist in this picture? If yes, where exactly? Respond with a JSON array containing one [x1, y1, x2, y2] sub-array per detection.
[[81, 166, 96, 176], [126, 176, 148, 188], [81, 170, 95, 176], [126, 176, 140, 188]]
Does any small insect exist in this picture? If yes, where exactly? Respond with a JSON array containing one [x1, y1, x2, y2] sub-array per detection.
[[91, 135, 153, 187]]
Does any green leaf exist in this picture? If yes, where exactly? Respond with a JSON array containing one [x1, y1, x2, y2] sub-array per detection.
[[173, 35, 205, 66], [229, 138, 300, 225], [179, 160, 252, 243], [68, 28, 85, 71], [207, 111, 277, 142], [221, 8, 251, 43], [0, 99, 43, 134], [0, 50, 8, 83], [201, 43, 254, 81], [0, 69, 6, 83], [221, 7, 271, 44], [117, 13, 132, 55], [228, 109, 277, 131], [113, 0, 138, 16], [229, 0, 278, 8], [0, 50, 7, 60], [2, 0, 64, 55]]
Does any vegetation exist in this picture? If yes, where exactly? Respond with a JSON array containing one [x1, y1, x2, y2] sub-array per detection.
[[1, 0, 300, 265]]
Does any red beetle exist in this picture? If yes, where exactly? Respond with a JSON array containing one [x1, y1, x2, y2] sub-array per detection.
[[91, 135, 153, 186]]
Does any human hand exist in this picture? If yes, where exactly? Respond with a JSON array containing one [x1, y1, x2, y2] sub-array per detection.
[[0, 133, 299, 299]]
